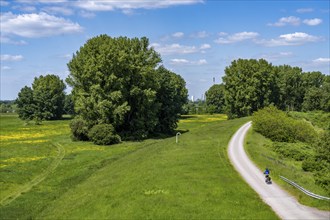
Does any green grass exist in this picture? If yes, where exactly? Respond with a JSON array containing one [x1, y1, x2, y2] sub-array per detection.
[[1, 114, 278, 219], [245, 128, 330, 210]]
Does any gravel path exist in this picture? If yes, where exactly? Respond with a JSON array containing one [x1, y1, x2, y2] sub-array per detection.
[[228, 121, 330, 220]]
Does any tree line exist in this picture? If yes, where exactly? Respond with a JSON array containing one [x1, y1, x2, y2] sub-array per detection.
[[206, 59, 329, 117]]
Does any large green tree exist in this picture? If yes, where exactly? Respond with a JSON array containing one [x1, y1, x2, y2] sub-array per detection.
[[67, 35, 187, 140], [205, 84, 225, 114], [16, 86, 36, 121], [222, 59, 277, 118], [155, 66, 188, 134], [16, 75, 66, 123], [32, 75, 66, 120]]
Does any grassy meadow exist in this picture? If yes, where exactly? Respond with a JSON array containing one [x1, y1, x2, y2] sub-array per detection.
[[0, 114, 279, 219], [245, 111, 330, 210]]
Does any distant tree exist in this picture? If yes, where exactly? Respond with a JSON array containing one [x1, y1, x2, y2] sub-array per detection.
[[32, 74, 66, 120], [276, 65, 304, 111], [302, 87, 323, 111], [16, 74, 66, 123], [205, 84, 225, 114], [155, 66, 188, 133], [16, 86, 36, 122]]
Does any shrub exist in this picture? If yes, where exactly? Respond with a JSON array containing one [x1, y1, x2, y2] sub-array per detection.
[[88, 124, 121, 145], [253, 106, 317, 143], [70, 118, 89, 141], [302, 157, 320, 172]]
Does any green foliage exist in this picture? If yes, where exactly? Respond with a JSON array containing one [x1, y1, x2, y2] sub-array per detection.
[[221, 60, 328, 118], [272, 142, 311, 161], [32, 74, 66, 120], [16, 75, 66, 124], [253, 106, 317, 143], [155, 66, 188, 134], [16, 86, 36, 122], [69, 118, 89, 141], [88, 124, 121, 145], [205, 84, 225, 114], [64, 94, 75, 115], [223, 59, 277, 118], [67, 35, 187, 140]]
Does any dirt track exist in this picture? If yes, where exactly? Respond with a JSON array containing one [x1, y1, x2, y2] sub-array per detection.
[[228, 121, 330, 219]]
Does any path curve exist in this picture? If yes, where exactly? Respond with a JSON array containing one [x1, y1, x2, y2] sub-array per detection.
[[1, 143, 65, 206], [228, 121, 330, 220]]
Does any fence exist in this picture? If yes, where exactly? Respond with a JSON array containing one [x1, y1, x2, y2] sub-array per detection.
[[280, 176, 330, 201]]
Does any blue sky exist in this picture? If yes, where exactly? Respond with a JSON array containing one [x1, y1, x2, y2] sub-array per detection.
[[1, 0, 329, 100]]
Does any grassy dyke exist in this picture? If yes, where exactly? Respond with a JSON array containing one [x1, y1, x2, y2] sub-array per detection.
[[245, 128, 330, 210], [1, 114, 278, 219]]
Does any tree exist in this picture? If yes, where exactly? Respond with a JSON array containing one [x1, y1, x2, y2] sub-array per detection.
[[64, 94, 75, 115], [155, 66, 188, 134], [32, 74, 66, 120], [205, 84, 225, 114], [222, 59, 277, 118], [276, 65, 304, 111], [16, 86, 36, 122], [16, 74, 66, 123], [67, 35, 187, 140]]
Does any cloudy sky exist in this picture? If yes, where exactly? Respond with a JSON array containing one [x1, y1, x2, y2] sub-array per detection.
[[1, 0, 329, 100]]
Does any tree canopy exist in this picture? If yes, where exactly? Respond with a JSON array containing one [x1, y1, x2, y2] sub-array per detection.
[[205, 84, 225, 114], [221, 59, 328, 118], [16, 74, 66, 123], [67, 35, 187, 142]]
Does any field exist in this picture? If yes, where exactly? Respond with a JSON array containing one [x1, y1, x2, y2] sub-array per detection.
[[0, 114, 278, 219], [245, 111, 330, 210]]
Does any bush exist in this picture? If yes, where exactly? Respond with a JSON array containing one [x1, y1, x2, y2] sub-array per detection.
[[302, 157, 320, 172], [88, 124, 121, 145], [272, 142, 311, 161], [253, 106, 317, 143], [70, 118, 89, 141]]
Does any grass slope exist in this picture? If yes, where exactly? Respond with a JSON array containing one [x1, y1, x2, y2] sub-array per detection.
[[1, 114, 278, 219], [245, 128, 330, 210]]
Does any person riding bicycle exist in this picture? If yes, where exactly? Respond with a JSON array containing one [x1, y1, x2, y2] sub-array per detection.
[[264, 168, 270, 176]]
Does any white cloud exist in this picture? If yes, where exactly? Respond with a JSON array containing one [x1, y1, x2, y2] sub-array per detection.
[[257, 32, 321, 47], [151, 43, 199, 55], [0, 12, 83, 38], [191, 31, 209, 38], [79, 10, 95, 18], [74, 0, 203, 12], [172, 32, 184, 38], [1, 66, 11, 70], [0, 36, 27, 45], [170, 58, 207, 65], [42, 6, 74, 16], [312, 58, 330, 63], [218, 32, 228, 36], [0, 0, 9, 6], [215, 32, 259, 44], [268, 16, 300, 27], [200, 44, 211, 49], [1, 54, 24, 61], [296, 8, 314, 13], [257, 51, 293, 62], [303, 18, 322, 26], [170, 59, 189, 64], [12, 5, 36, 12]]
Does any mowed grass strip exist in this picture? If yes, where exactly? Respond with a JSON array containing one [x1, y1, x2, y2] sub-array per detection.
[[1, 114, 278, 219]]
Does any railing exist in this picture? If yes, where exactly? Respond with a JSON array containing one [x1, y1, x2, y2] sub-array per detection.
[[280, 176, 330, 201]]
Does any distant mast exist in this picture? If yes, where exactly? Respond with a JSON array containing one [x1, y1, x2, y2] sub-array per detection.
[[213, 77, 215, 84]]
